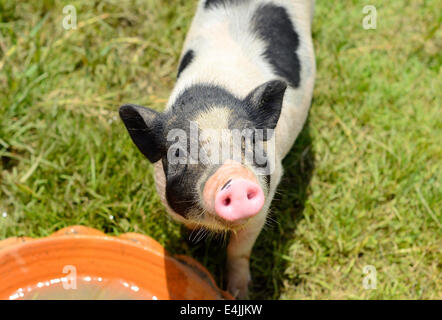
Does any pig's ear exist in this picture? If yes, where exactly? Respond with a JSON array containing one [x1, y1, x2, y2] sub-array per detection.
[[244, 80, 287, 130], [119, 104, 164, 163]]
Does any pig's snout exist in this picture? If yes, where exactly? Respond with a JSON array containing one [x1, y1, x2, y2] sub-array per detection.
[[202, 160, 265, 224], [214, 179, 264, 222]]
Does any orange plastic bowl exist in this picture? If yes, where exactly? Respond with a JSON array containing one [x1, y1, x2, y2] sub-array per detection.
[[0, 226, 232, 300]]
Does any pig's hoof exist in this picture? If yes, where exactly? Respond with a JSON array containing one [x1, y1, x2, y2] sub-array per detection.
[[227, 270, 251, 299]]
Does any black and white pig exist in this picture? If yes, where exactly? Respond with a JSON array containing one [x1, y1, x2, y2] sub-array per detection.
[[119, 0, 315, 298]]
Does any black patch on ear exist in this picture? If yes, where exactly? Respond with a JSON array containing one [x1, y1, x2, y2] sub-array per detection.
[[252, 4, 301, 88], [119, 104, 164, 163], [204, 0, 248, 9], [177, 49, 195, 79], [244, 80, 287, 134]]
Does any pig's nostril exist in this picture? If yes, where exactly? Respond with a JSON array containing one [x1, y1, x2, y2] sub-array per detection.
[[247, 191, 256, 200], [223, 197, 231, 206]]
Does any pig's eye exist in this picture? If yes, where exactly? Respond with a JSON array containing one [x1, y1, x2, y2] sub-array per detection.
[[174, 148, 187, 159], [166, 148, 187, 178]]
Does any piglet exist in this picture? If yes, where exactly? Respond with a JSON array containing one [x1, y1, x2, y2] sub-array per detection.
[[119, 0, 316, 299]]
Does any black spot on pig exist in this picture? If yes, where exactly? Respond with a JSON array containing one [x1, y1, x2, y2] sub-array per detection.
[[177, 49, 195, 79], [172, 84, 244, 118], [204, 0, 249, 9], [170, 81, 286, 135], [252, 4, 301, 88], [162, 157, 204, 217]]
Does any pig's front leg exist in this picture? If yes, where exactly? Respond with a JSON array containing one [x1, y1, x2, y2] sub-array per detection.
[[226, 212, 267, 299]]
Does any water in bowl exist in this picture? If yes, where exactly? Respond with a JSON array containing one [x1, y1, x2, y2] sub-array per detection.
[[9, 275, 157, 300]]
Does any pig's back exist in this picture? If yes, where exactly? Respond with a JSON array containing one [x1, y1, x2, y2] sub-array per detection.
[[167, 0, 316, 158]]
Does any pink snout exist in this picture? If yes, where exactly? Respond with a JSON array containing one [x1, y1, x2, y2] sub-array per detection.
[[214, 179, 265, 222]]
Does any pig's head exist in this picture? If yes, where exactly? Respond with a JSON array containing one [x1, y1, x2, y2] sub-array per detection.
[[119, 80, 286, 231]]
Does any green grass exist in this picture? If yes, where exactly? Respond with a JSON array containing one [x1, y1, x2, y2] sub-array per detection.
[[0, 0, 440, 299]]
